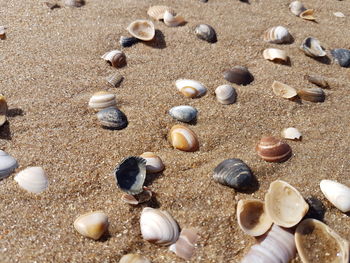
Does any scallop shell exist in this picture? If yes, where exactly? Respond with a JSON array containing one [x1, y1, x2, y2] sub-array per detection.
[[272, 81, 297, 99], [140, 152, 165, 174], [119, 36, 139, 47], [195, 24, 217, 43], [215, 85, 237, 105], [263, 26, 293, 44], [0, 94, 8, 126], [295, 219, 349, 263], [265, 180, 309, 228], [281, 127, 302, 140], [127, 20, 155, 41], [237, 199, 272, 237], [263, 48, 288, 63], [101, 50, 126, 68], [119, 254, 151, 263], [300, 9, 316, 21], [168, 125, 199, 152], [169, 105, 198, 123], [114, 156, 146, 195], [65, 0, 84, 7], [106, 73, 124, 88], [169, 228, 199, 260], [297, 87, 325, 102], [97, 107, 128, 130], [213, 158, 254, 191], [14, 167, 48, 194], [0, 26, 6, 40], [175, 79, 207, 98], [163, 10, 185, 27], [306, 74, 329, 88], [88, 91, 116, 111], [223, 66, 254, 85], [73, 211, 109, 240], [140, 207, 180, 246], [0, 150, 18, 179], [147, 5, 175, 21], [300, 37, 326, 57], [289, 1, 306, 16], [320, 180, 350, 213], [330, 48, 350, 68], [256, 136, 292, 162]]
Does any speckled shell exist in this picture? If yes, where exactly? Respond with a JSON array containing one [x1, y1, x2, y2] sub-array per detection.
[[14, 167, 48, 194], [300, 37, 326, 57], [320, 180, 350, 213], [88, 91, 116, 111], [263, 48, 288, 63], [168, 125, 199, 152], [119, 254, 151, 263], [195, 24, 217, 43], [306, 74, 329, 88], [263, 26, 293, 44], [175, 79, 207, 98], [101, 50, 126, 68], [97, 107, 128, 130], [272, 81, 297, 99], [169, 228, 199, 260], [215, 85, 237, 105], [147, 5, 175, 21], [73, 211, 109, 240], [289, 1, 306, 16], [119, 36, 139, 47], [106, 73, 124, 88], [169, 105, 198, 123], [0, 150, 18, 179], [331, 48, 350, 67], [127, 20, 155, 41], [0, 94, 8, 126], [256, 136, 292, 162], [140, 152, 165, 174], [297, 87, 325, 102], [281, 127, 302, 140], [265, 180, 309, 228], [295, 219, 349, 263], [163, 10, 185, 27], [65, 0, 84, 7], [223, 66, 254, 86]]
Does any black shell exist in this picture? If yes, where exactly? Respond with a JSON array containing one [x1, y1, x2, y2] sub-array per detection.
[[330, 48, 350, 67], [119, 36, 140, 48], [223, 66, 254, 86], [97, 107, 128, 130]]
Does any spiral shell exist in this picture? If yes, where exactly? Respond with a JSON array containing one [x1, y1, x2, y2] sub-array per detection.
[[300, 37, 326, 57], [0, 150, 18, 179], [169, 105, 198, 123], [163, 10, 185, 27], [194, 24, 217, 43], [175, 79, 207, 98], [330, 48, 350, 68], [256, 136, 292, 162], [320, 180, 350, 213], [140, 152, 165, 174], [73, 211, 109, 240], [215, 85, 237, 105], [127, 20, 155, 41], [0, 94, 8, 126], [14, 167, 48, 194], [97, 107, 128, 130], [88, 91, 116, 111], [263, 26, 293, 44], [147, 5, 175, 21], [168, 125, 199, 152], [297, 87, 325, 102], [272, 81, 297, 99], [223, 66, 254, 86], [101, 50, 126, 68], [263, 48, 288, 63], [119, 254, 151, 263]]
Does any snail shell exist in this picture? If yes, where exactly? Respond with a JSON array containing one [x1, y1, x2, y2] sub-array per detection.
[[106, 73, 124, 88], [223, 66, 254, 86], [101, 50, 126, 68], [169, 105, 198, 123], [127, 20, 155, 41], [163, 10, 185, 27], [0, 94, 8, 126], [169, 228, 199, 260], [88, 91, 116, 111], [300, 37, 326, 57], [14, 167, 48, 194], [281, 127, 302, 140], [215, 85, 237, 105], [119, 36, 139, 48], [263, 26, 293, 44], [65, 0, 84, 7], [147, 5, 175, 21], [0, 150, 18, 179], [297, 87, 325, 102], [97, 107, 128, 130], [263, 48, 288, 63], [305, 74, 329, 89], [194, 24, 217, 43], [119, 254, 151, 263], [168, 125, 199, 152], [140, 152, 165, 174], [289, 1, 306, 16], [272, 81, 297, 99], [73, 211, 109, 240], [320, 180, 350, 213], [175, 79, 207, 98], [256, 136, 292, 162], [330, 48, 350, 68]]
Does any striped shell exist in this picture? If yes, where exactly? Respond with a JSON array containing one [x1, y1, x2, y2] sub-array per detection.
[[119, 254, 151, 263], [300, 37, 326, 57], [175, 79, 207, 98], [215, 85, 237, 105], [0, 94, 8, 126], [256, 136, 292, 162], [127, 20, 155, 41], [168, 125, 199, 152], [106, 73, 124, 88], [88, 91, 116, 111], [97, 107, 128, 130], [263, 48, 288, 63], [272, 81, 297, 99], [263, 26, 293, 44], [0, 150, 18, 179], [74, 211, 109, 240], [14, 167, 48, 194], [140, 152, 165, 174], [297, 87, 325, 102], [147, 5, 175, 21], [101, 50, 126, 68]]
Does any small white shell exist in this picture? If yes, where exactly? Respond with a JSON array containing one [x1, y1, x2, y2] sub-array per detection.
[[163, 10, 185, 27], [334, 12, 345, 18], [263, 26, 293, 44], [175, 79, 207, 98], [127, 20, 155, 41], [14, 167, 48, 194], [101, 50, 126, 68], [169, 228, 199, 260], [74, 211, 109, 240], [320, 180, 350, 213], [289, 1, 306, 16], [263, 48, 288, 63], [119, 254, 151, 263], [281, 127, 302, 140], [0, 150, 18, 179], [140, 152, 165, 174], [147, 6, 175, 21], [300, 37, 326, 57], [272, 81, 297, 99], [88, 91, 116, 111], [215, 85, 237, 105]]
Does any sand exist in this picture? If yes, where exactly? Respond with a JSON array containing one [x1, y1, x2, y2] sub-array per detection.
[[1, 0, 350, 262]]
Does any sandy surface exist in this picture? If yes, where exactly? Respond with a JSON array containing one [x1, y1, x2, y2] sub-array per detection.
[[1, 0, 350, 262]]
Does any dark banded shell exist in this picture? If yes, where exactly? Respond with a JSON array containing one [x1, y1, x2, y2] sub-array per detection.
[[223, 66, 254, 86], [298, 87, 325, 102], [256, 136, 292, 162], [306, 75, 329, 89], [330, 48, 350, 67], [97, 107, 128, 130]]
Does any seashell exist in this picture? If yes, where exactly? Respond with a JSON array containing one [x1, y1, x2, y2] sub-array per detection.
[[45, 2, 60, 10], [263, 26, 293, 44], [168, 125, 199, 152], [289, 1, 306, 16], [215, 85, 237, 105], [163, 10, 185, 27], [114, 156, 146, 195], [306, 74, 329, 88], [88, 91, 116, 111], [297, 87, 325, 102], [194, 24, 217, 43], [262, 48, 288, 63], [0, 94, 8, 126], [0, 26, 6, 40], [223, 66, 254, 86], [330, 48, 350, 67], [265, 180, 309, 228], [241, 224, 296, 263], [140, 207, 180, 246], [119, 254, 151, 263], [122, 188, 152, 205], [175, 79, 207, 98], [295, 219, 349, 263], [320, 180, 350, 213], [305, 196, 326, 221], [237, 199, 272, 237], [14, 167, 48, 194], [300, 9, 316, 21], [147, 5, 175, 21], [213, 158, 254, 191], [65, 0, 84, 7], [97, 107, 128, 130], [272, 81, 297, 99], [73, 211, 109, 240], [300, 37, 326, 57], [127, 20, 155, 41], [0, 150, 18, 179], [106, 73, 124, 88], [169, 105, 198, 123], [119, 36, 139, 48], [281, 127, 302, 140], [101, 50, 126, 68], [169, 228, 199, 260], [140, 152, 165, 174], [256, 136, 292, 162], [334, 12, 345, 18]]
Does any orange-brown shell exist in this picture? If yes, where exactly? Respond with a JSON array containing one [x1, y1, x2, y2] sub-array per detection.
[[256, 136, 292, 162], [168, 125, 199, 152]]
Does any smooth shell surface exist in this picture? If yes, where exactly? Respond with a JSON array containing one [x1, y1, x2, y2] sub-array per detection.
[[88, 91, 116, 111], [175, 79, 207, 98], [298, 87, 325, 102], [101, 50, 126, 68], [223, 66, 254, 85], [256, 136, 292, 162], [295, 219, 349, 263], [127, 20, 155, 41], [289, 1, 306, 16], [320, 180, 350, 213], [194, 24, 217, 43], [0, 94, 8, 126], [215, 85, 237, 105], [119, 254, 151, 263], [0, 150, 18, 179], [265, 180, 309, 227], [74, 211, 109, 240], [331, 48, 350, 67], [163, 10, 185, 27], [169, 105, 197, 123], [119, 36, 139, 47], [300, 37, 326, 57], [97, 107, 128, 130], [263, 48, 288, 63], [147, 5, 175, 20], [140, 152, 165, 174], [263, 26, 293, 44], [306, 75, 329, 88], [169, 228, 199, 260], [272, 81, 297, 99], [168, 125, 199, 152], [14, 167, 48, 194], [281, 127, 302, 140]]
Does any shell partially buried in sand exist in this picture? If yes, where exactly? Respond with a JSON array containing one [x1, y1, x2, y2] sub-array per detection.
[[168, 125, 199, 152], [119, 254, 151, 263], [74, 211, 109, 240], [14, 167, 48, 194]]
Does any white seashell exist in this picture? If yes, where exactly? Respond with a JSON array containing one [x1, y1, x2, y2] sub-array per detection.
[[147, 5, 175, 21], [334, 12, 345, 18], [119, 254, 151, 263], [0, 150, 18, 179], [281, 127, 302, 140], [168, 125, 199, 152], [289, 1, 306, 16], [14, 167, 48, 194], [300, 37, 326, 57], [127, 20, 155, 41], [101, 50, 126, 68], [88, 91, 116, 111], [320, 180, 350, 213], [169, 105, 198, 123], [140, 152, 165, 174], [169, 228, 199, 260], [0, 94, 8, 126], [215, 85, 237, 105], [0, 26, 6, 39], [263, 26, 293, 44], [272, 81, 297, 99], [140, 207, 180, 246], [163, 10, 185, 27], [262, 48, 288, 63], [74, 211, 109, 240], [175, 79, 207, 98]]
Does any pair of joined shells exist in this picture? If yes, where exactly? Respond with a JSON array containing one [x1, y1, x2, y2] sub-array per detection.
[[88, 91, 116, 111], [97, 107, 128, 130], [215, 85, 236, 105], [169, 105, 198, 123], [169, 228, 199, 260], [74, 211, 109, 240], [320, 180, 350, 213], [101, 50, 126, 68], [195, 24, 217, 43], [263, 26, 293, 44], [223, 66, 254, 86], [331, 48, 350, 68], [14, 167, 48, 194], [168, 125, 199, 152], [289, 1, 315, 20], [0, 94, 8, 126], [175, 79, 207, 98], [256, 136, 292, 162], [127, 20, 155, 41], [263, 48, 288, 64], [119, 254, 151, 263], [0, 150, 18, 179], [300, 37, 326, 58]]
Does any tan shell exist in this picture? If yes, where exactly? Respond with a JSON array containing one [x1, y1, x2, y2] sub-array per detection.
[[0, 94, 8, 126], [127, 20, 155, 41], [295, 219, 349, 263], [237, 199, 272, 236], [215, 85, 236, 105], [306, 74, 329, 88], [140, 152, 165, 174], [101, 50, 126, 68], [106, 73, 124, 88], [298, 87, 325, 102], [73, 211, 109, 240], [147, 5, 175, 20], [300, 9, 316, 21], [256, 136, 292, 162], [121, 188, 152, 205], [88, 91, 116, 111], [272, 81, 297, 99], [265, 180, 309, 228], [163, 10, 185, 27], [263, 48, 288, 63], [263, 26, 293, 44], [168, 125, 199, 152], [119, 254, 151, 263]]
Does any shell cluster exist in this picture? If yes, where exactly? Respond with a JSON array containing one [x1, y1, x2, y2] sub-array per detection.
[[0, 150, 18, 179], [74, 211, 109, 240], [14, 167, 48, 194], [168, 124, 199, 152], [256, 136, 292, 162]]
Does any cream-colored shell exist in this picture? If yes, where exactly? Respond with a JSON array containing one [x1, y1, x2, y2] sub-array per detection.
[[281, 127, 302, 140], [272, 81, 297, 99], [163, 10, 185, 27], [175, 79, 207, 98], [168, 125, 199, 152], [119, 254, 151, 263], [14, 167, 48, 194], [147, 5, 175, 20], [300, 37, 326, 57], [88, 91, 116, 111], [300, 9, 315, 21], [263, 48, 288, 63], [334, 12, 345, 18], [215, 85, 236, 105], [74, 211, 109, 240], [0, 94, 8, 126], [320, 180, 350, 213], [127, 20, 155, 41], [140, 152, 165, 174], [263, 26, 293, 44], [289, 1, 306, 16]]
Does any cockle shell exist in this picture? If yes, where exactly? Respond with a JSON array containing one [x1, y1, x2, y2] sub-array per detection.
[[163, 10, 185, 27], [127, 20, 155, 41], [140, 207, 180, 246], [215, 85, 237, 105], [320, 180, 350, 213], [195, 24, 217, 43], [14, 167, 48, 194], [97, 107, 128, 130], [119, 36, 139, 47], [263, 48, 288, 63], [140, 152, 165, 174], [168, 125, 199, 152], [0, 150, 18, 179], [295, 219, 349, 263], [272, 81, 297, 99], [0, 94, 8, 126], [265, 180, 309, 227], [256, 136, 292, 162], [237, 199, 272, 237], [169, 105, 198, 123], [169, 228, 199, 260], [65, 0, 84, 7], [289, 1, 306, 16], [119, 254, 151, 263], [73, 211, 109, 240], [106, 73, 124, 88], [300, 37, 326, 57], [330, 48, 350, 68], [175, 79, 207, 98], [281, 127, 302, 140], [0, 26, 6, 40], [88, 91, 116, 111], [223, 66, 254, 86], [297, 87, 325, 102], [263, 26, 293, 44], [101, 50, 126, 68], [147, 5, 175, 21], [306, 74, 329, 88]]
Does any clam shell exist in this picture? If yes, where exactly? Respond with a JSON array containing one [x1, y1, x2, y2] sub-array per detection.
[[140, 152, 165, 174], [73, 211, 109, 240], [14, 167, 48, 194], [106, 73, 124, 88], [194, 24, 217, 43], [0, 94, 8, 126], [320, 180, 350, 213], [168, 125, 199, 152], [281, 127, 302, 140], [97, 107, 128, 130], [88, 91, 116, 111], [213, 158, 254, 191], [163, 10, 185, 27], [0, 26, 6, 40], [295, 219, 349, 263], [119, 36, 139, 47], [256, 136, 292, 162], [297, 87, 325, 102], [140, 207, 180, 246], [147, 5, 175, 21], [122, 188, 152, 205], [272, 81, 297, 99], [65, 0, 84, 7], [169, 228, 199, 260], [262, 48, 288, 63], [306, 74, 329, 88], [101, 50, 126, 68], [215, 85, 237, 105], [300, 9, 316, 21], [263, 26, 293, 44], [237, 199, 272, 237], [289, 1, 306, 16], [300, 37, 326, 57], [169, 105, 198, 123], [175, 79, 207, 98], [330, 48, 350, 67], [223, 66, 254, 85], [127, 20, 155, 41], [114, 156, 146, 195], [119, 254, 151, 263], [0, 150, 18, 179], [265, 180, 309, 228]]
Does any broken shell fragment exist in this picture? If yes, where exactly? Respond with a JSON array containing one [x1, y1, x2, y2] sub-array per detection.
[[237, 199, 272, 236], [169, 105, 198, 123], [168, 125, 199, 152], [140, 152, 165, 174], [256, 136, 292, 162], [119, 36, 139, 47], [169, 228, 199, 260], [215, 85, 237, 105], [127, 20, 155, 41], [300, 37, 326, 57], [263, 48, 288, 63], [300, 9, 316, 21], [223, 66, 254, 85], [195, 24, 217, 43], [14, 167, 48, 194], [289, 1, 306, 16], [122, 188, 152, 205], [320, 180, 350, 213], [334, 12, 345, 18], [119, 254, 151, 263], [0, 150, 18, 179], [0, 94, 8, 126], [97, 107, 128, 130], [331, 48, 350, 67], [73, 211, 109, 240], [88, 91, 116, 111], [295, 219, 349, 263], [0, 26, 6, 40], [163, 10, 185, 27], [106, 73, 124, 88], [306, 74, 329, 88], [65, 0, 84, 7], [265, 180, 309, 228], [297, 87, 325, 102], [263, 26, 293, 44], [281, 127, 302, 140], [147, 5, 175, 21], [272, 81, 297, 99], [175, 79, 207, 98], [101, 50, 126, 68]]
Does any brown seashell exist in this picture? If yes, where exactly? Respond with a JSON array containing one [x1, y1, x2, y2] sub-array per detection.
[[0, 94, 8, 126], [101, 50, 126, 68], [147, 5, 175, 21], [256, 136, 292, 162], [168, 125, 199, 152], [0, 26, 6, 40], [305, 75, 329, 88], [298, 87, 325, 102], [223, 66, 254, 85], [127, 20, 155, 41]]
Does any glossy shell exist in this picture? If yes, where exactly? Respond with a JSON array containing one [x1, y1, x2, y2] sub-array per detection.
[[163, 11, 185, 27], [101, 50, 126, 68], [320, 180, 350, 213], [175, 79, 207, 98], [289, 1, 306, 16], [300, 37, 326, 57], [168, 125, 199, 152], [169, 105, 198, 123], [263, 26, 293, 44], [169, 228, 199, 260], [223, 66, 254, 85], [73, 211, 109, 240], [119, 36, 139, 48], [298, 87, 325, 102], [272, 81, 297, 99], [14, 167, 48, 194], [256, 136, 292, 162], [263, 48, 288, 63], [140, 152, 165, 174], [195, 24, 217, 43], [215, 85, 237, 105], [0, 150, 18, 179], [88, 91, 116, 111], [147, 5, 175, 21], [331, 48, 350, 68], [127, 20, 155, 41], [106, 73, 124, 88], [281, 127, 302, 140], [97, 107, 128, 130], [119, 254, 151, 263], [0, 94, 8, 126], [65, 0, 84, 7]]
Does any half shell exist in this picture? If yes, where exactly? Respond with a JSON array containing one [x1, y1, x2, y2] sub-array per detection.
[[300, 37, 326, 57], [263, 26, 293, 44], [297, 87, 325, 102], [88, 91, 116, 111], [0, 94, 8, 126], [122, 188, 152, 205], [147, 5, 175, 21], [256, 136, 292, 162], [263, 48, 288, 63], [0, 150, 18, 179], [163, 10, 185, 27], [169, 228, 199, 260], [320, 180, 350, 213], [101, 50, 126, 68], [169, 105, 198, 123], [140, 152, 165, 174], [175, 79, 207, 98], [14, 167, 48, 194], [97, 107, 128, 130], [119, 254, 151, 263], [272, 81, 297, 99], [195, 24, 217, 43], [127, 20, 155, 41], [300, 9, 316, 21], [223, 66, 254, 85], [215, 85, 237, 105], [168, 125, 199, 152], [74, 211, 109, 240], [281, 127, 302, 140]]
